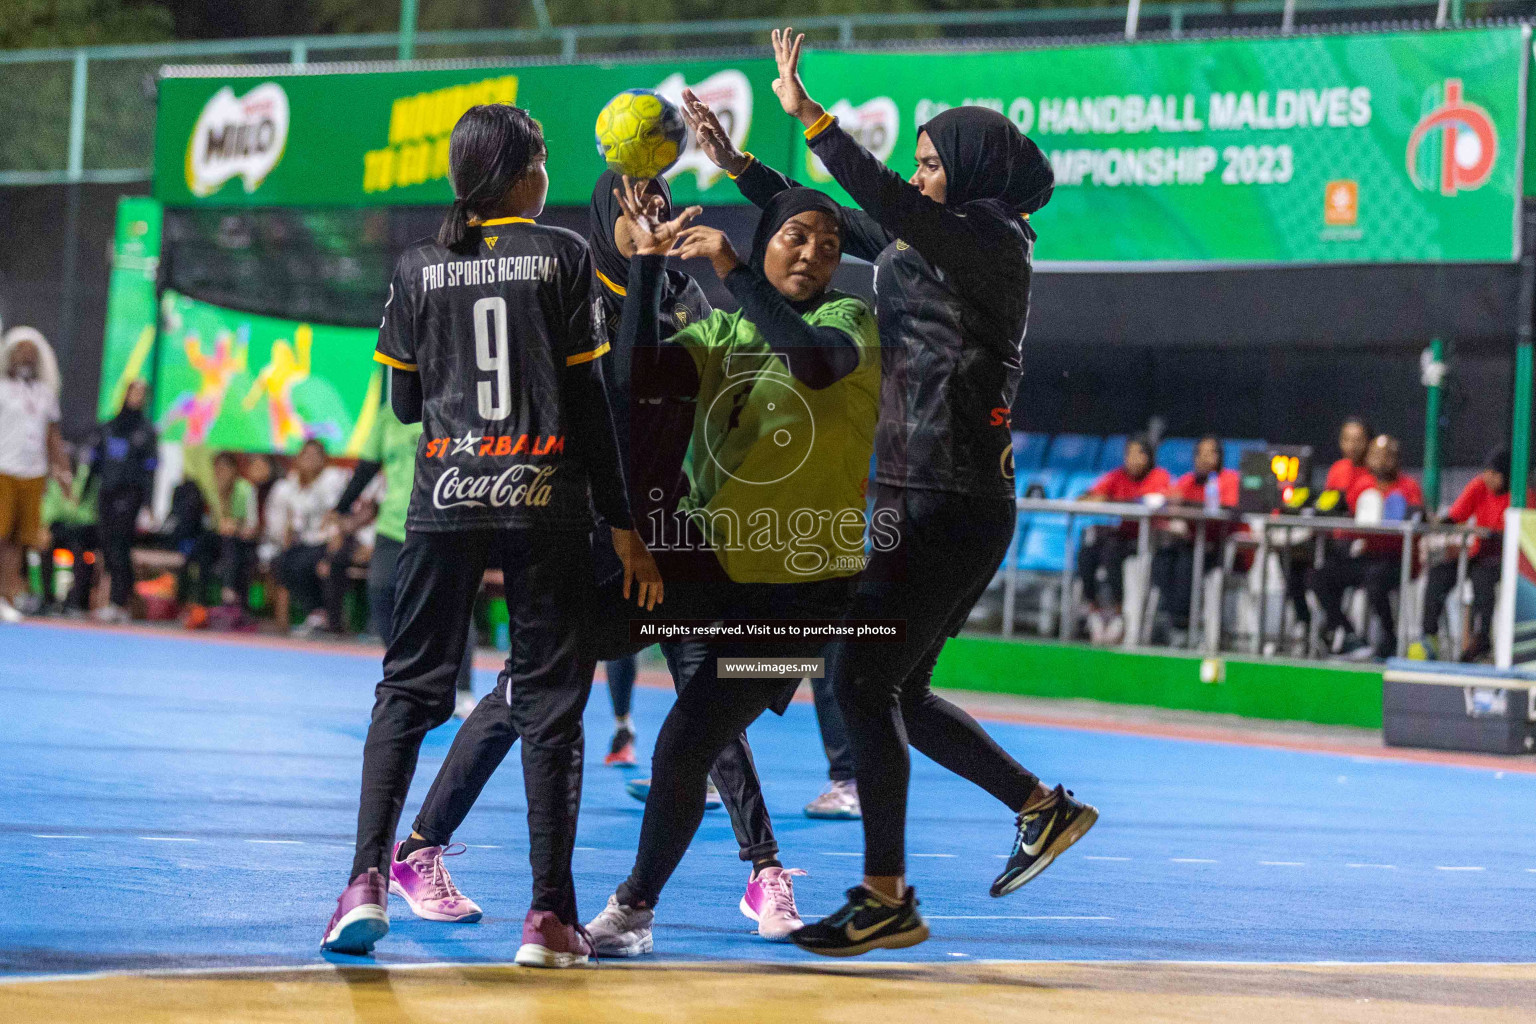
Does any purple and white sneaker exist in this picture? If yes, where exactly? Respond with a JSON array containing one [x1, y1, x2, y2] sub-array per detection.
[[388, 841, 483, 923], [739, 865, 807, 941], [321, 868, 389, 954], [514, 910, 593, 968]]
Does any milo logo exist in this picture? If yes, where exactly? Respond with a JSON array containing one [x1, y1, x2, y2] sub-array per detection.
[[806, 97, 899, 183], [654, 69, 753, 189], [185, 83, 290, 198]]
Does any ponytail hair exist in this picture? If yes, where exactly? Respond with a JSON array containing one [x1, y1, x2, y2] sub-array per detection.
[[437, 104, 545, 255]]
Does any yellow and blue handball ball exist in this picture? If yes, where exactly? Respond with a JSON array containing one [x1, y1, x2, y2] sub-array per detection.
[[594, 88, 688, 180]]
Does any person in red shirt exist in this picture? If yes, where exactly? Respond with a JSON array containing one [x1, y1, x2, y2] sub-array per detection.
[[1151, 436, 1238, 639], [1308, 434, 1424, 659], [1324, 415, 1373, 496], [1076, 435, 1170, 642], [1419, 446, 1519, 662]]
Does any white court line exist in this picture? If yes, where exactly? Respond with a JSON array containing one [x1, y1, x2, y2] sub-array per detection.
[[819, 851, 862, 857], [465, 845, 502, 849], [910, 853, 957, 859], [1260, 861, 1305, 866], [1347, 863, 1396, 869], [1170, 858, 1217, 864], [31, 834, 88, 839], [926, 915, 1114, 921], [140, 837, 197, 842], [247, 840, 303, 845], [572, 846, 597, 851], [1083, 855, 1130, 862], [1435, 866, 1486, 872]]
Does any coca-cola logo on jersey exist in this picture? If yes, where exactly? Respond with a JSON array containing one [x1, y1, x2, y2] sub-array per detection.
[[432, 464, 559, 510]]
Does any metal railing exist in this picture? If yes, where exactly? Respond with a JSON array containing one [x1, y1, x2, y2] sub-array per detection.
[[1002, 498, 1491, 659], [1, 0, 1512, 187]]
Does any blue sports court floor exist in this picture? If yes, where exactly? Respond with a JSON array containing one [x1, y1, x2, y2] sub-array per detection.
[[2, 621, 1534, 978]]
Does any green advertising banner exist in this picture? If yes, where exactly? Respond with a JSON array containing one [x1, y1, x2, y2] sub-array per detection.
[[97, 197, 162, 419], [153, 59, 781, 208], [154, 290, 380, 456], [793, 28, 1528, 264]]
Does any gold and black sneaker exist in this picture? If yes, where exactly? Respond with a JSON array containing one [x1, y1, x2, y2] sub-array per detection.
[[990, 784, 1098, 898], [790, 885, 929, 958]]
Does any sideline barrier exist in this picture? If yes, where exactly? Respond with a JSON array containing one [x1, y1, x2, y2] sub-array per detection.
[[1004, 497, 1491, 659]]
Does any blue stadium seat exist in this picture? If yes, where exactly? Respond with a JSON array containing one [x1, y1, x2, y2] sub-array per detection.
[[1045, 434, 1102, 473], [1008, 469, 1066, 570], [1016, 468, 1066, 499], [1017, 515, 1068, 571], [1097, 434, 1128, 471], [1011, 431, 1049, 473], [1223, 438, 1266, 471], [1156, 437, 1198, 477]]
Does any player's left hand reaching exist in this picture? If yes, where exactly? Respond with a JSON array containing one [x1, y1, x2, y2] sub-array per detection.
[[770, 27, 826, 130]]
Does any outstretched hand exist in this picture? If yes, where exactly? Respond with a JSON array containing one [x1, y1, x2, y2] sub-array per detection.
[[668, 225, 741, 281], [613, 175, 701, 257], [770, 27, 825, 129], [680, 88, 751, 178]]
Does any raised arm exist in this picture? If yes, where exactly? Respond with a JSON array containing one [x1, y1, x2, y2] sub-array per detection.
[[768, 27, 1007, 279], [681, 87, 893, 263]]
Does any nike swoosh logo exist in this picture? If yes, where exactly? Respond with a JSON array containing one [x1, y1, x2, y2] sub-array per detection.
[[1021, 816, 1058, 857], [844, 917, 890, 943]]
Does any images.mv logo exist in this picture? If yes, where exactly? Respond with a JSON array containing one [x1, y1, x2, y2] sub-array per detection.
[[1406, 78, 1497, 197]]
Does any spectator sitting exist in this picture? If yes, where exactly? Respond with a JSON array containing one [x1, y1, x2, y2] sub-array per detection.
[[1308, 434, 1423, 660], [1150, 435, 1239, 642], [1324, 415, 1374, 496], [1285, 415, 1377, 640], [39, 445, 100, 615], [1415, 446, 1523, 664], [0, 328, 68, 621], [182, 452, 262, 623], [88, 380, 159, 624], [1076, 434, 1170, 644], [265, 438, 347, 634]]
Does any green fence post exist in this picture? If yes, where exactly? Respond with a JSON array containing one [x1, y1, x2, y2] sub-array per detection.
[[1450, 0, 1464, 24], [67, 50, 88, 181], [1422, 337, 1444, 511], [398, 0, 418, 60], [1514, 210, 1535, 509], [1514, 344, 1533, 509]]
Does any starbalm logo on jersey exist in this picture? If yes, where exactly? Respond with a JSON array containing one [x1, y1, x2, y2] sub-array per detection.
[[805, 97, 899, 184], [654, 69, 753, 189], [432, 464, 558, 510], [185, 84, 290, 198]]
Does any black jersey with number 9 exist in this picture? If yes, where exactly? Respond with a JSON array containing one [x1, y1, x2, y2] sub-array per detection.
[[374, 217, 628, 533]]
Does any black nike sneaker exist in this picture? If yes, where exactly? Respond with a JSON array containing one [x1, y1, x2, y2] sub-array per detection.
[[790, 885, 929, 958], [990, 784, 1099, 897]]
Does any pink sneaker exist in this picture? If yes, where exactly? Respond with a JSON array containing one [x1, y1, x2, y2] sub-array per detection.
[[514, 909, 594, 968], [388, 842, 483, 922], [321, 868, 389, 954], [739, 866, 807, 941]]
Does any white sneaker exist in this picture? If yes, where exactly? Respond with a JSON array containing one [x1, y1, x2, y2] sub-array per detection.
[[804, 779, 861, 820], [1102, 614, 1126, 645], [92, 604, 129, 624], [0, 597, 21, 624], [454, 691, 478, 719], [584, 893, 654, 957]]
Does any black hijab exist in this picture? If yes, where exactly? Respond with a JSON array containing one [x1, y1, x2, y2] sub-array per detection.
[[917, 106, 1054, 214], [589, 169, 674, 291], [747, 187, 843, 274]]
